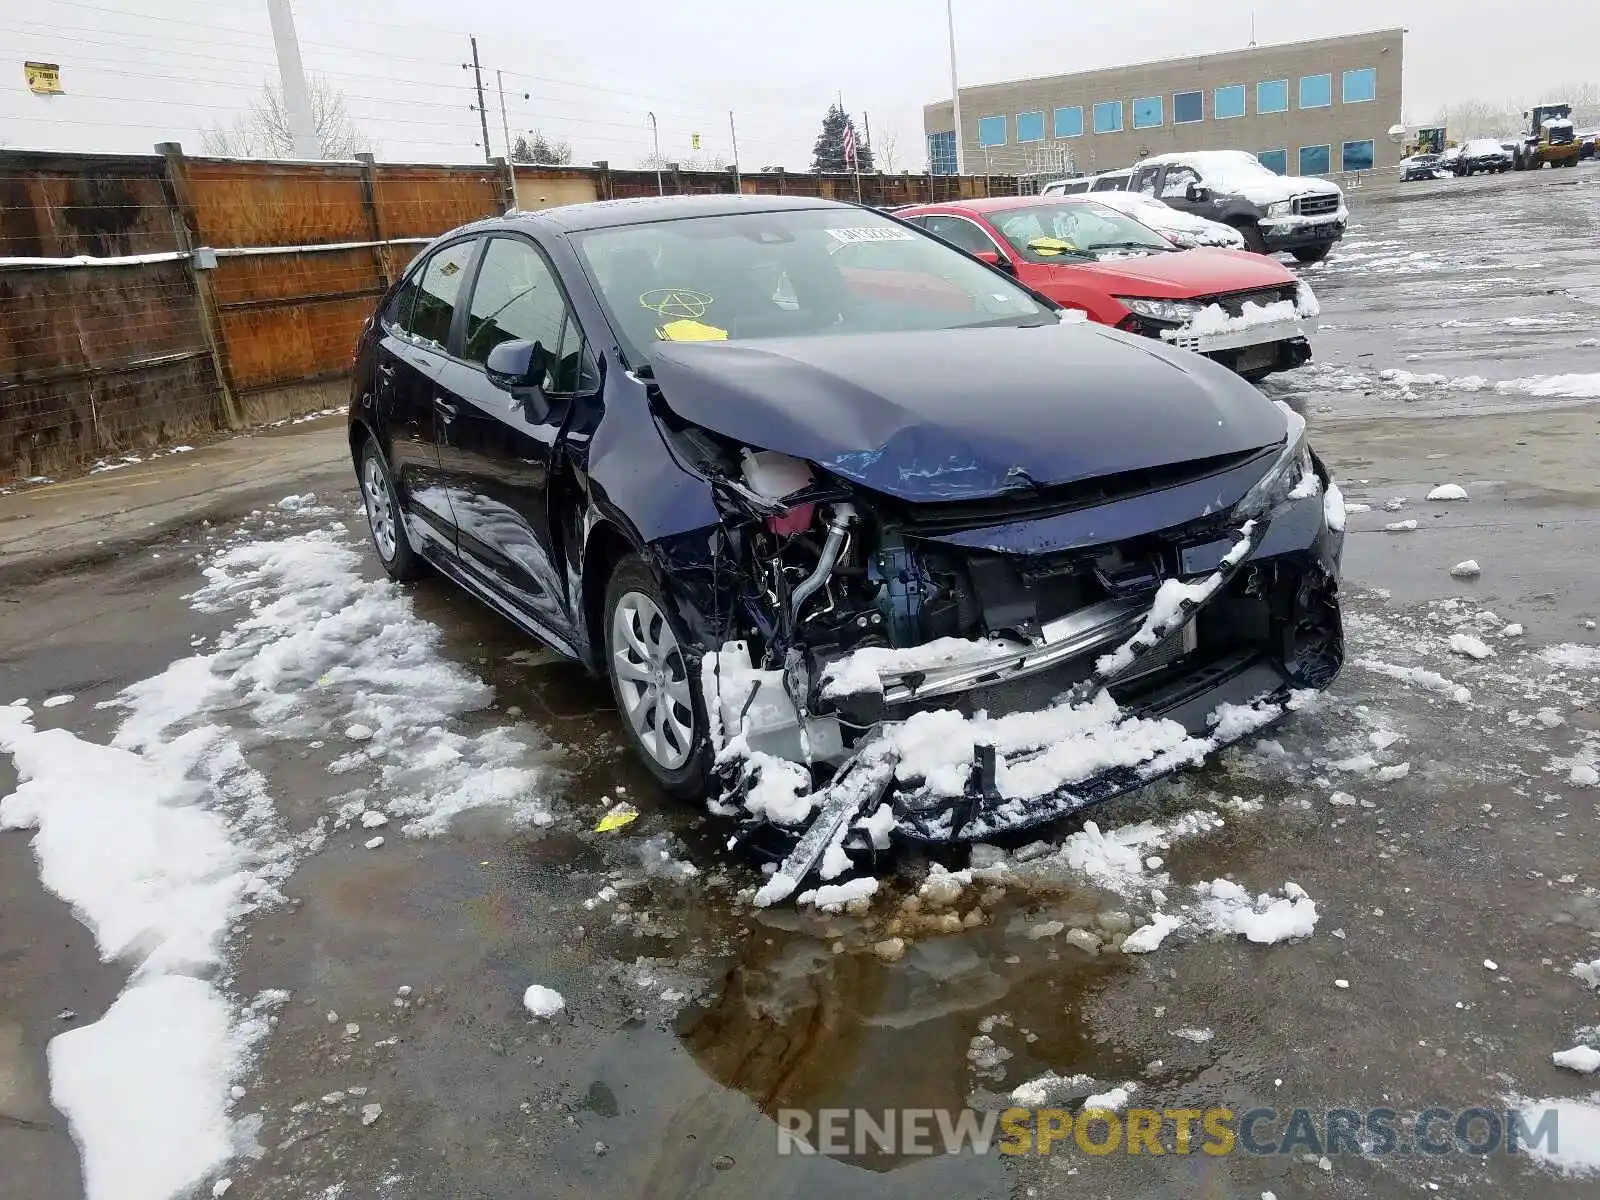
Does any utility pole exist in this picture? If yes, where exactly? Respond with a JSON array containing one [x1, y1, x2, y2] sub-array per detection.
[[465, 36, 491, 163], [863, 110, 873, 161], [946, 0, 965, 174], [264, 0, 319, 158], [647, 112, 663, 194], [496, 69, 513, 160], [729, 110, 741, 192]]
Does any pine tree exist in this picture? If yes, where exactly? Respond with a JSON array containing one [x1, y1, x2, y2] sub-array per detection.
[[810, 103, 874, 173], [512, 130, 572, 165]]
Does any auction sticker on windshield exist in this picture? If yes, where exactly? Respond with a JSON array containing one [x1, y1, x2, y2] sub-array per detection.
[[825, 226, 916, 244]]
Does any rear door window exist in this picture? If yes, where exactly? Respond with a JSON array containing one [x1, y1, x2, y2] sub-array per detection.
[[403, 240, 476, 352], [1161, 166, 1200, 199]]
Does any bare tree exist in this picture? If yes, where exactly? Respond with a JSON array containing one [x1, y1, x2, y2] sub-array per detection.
[[202, 77, 369, 159], [876, 130, 900, 173]]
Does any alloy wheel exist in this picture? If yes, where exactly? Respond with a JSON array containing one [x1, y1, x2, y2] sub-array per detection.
[[363, 454, 398, 562], [611, 591, 695, 770]]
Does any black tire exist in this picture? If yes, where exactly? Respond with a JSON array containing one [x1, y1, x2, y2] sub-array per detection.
[[1232, 220, 1269, 253], [603, 554, 713, 799], [359, 438, 426, 582], [1292, 245, 1331, 264]]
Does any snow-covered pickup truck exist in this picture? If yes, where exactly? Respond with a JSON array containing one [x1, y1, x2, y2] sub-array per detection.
[[1127, 151, 1348, 263]]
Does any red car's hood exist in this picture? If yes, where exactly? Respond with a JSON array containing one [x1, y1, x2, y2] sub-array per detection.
[[1054, 247, 1296, 299]]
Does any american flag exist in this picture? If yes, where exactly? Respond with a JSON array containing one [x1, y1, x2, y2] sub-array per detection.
[[842, 121, 857, 167]]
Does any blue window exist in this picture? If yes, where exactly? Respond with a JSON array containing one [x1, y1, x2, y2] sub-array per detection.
[[1299, 74, 1332, 109], [1092, 100, 1123, 134], [1258, 148, 1288, 174], [1299, 144, 1331, 175], [1214, 84, 1246, 119], [1257, 79, 1288, 114], [1016, 110, 1045, 142], [1173, 90, 1203, 124], [1343, 67, 1376, 104], [1341, 139, 1375, 170], [1053, 105, 1083, 137], [1132, 96, 1163, 129], [927, 130, 956, 175], [977, 115, 1006, 147]]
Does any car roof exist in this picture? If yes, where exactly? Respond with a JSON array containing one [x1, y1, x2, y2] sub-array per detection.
[[1133, 150, 1259, 170], [505, 192, 850, 233], [908, 194, 1103, 214]]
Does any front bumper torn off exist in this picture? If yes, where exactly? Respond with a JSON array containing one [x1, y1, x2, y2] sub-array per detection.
[[714, 499, 1344, 905], [1161, 314, 1316, 355]]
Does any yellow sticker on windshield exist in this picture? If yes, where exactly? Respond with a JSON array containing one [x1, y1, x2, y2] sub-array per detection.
[[657, 318, 728, 342], [1028, 236, 1078, 255]]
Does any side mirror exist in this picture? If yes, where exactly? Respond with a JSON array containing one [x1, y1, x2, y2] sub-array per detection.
[[486, 338, 555, 419], [1186, 182, 1211, 202], [973, 248, 1014, 274]]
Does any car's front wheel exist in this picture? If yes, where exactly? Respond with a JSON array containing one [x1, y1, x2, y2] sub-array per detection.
[[603, 555, 713, 799], [360, 439, 426, 582], [1232, 219, 1268, 253], [1292, 244, 1331, 264]]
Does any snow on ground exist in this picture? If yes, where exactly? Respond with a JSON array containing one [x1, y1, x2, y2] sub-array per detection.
[[1514, 1096, 1600, 1177], [522, 985, 565, 1018], [0, 511, 554, 1200]]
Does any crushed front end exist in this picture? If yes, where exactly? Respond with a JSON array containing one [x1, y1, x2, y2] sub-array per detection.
[[671, 403, 1343, 901]]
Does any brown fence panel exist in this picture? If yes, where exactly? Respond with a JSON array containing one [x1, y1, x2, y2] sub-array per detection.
[[218, 294, 374, 395], [183, 158, 370, 249], [0, 151, 177, 259], [369, 165, 506, 240], [0, 261, 220, 479]]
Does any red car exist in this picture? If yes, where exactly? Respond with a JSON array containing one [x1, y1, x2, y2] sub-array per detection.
[[895, 196, 1319, 380]]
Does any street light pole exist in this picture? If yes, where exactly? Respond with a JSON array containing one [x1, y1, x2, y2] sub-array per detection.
[[264, 0, 319, 158], [946, 0, 965, 175], [647, 111, 663, 195]]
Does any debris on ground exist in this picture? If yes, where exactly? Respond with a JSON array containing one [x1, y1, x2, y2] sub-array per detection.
[[522, 985, 565, 1018]]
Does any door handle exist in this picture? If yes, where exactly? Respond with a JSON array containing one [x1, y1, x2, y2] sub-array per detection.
[[434, 397, 459, 423]]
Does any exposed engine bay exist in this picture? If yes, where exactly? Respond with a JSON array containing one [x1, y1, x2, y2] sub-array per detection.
[[656, 410, 1345, 902]]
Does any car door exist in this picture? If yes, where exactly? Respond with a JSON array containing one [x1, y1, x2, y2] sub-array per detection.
[[1157, 164, 1206, 216], [377, 238, 478, 556], [432, 233, 596, 642], [1131, 165, 1163, 196]]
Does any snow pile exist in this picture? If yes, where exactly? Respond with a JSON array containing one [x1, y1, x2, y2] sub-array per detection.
[[1083, 1083, 1137, 1113], [522, 985, 565, 1018], [1082, 190, 1245, 248], [1450, 560, 1482, 579], [1355, 658, 1471, 704], [1193, 879, 1319, 943], [1122, 913, 1181, 953], [1009, 1071, 1096, 1107], [1185, 298, 1298, 336], [796, 876, 878, 913], [1541, 644, 1600, 671], [820, 635, 1015, 699], [1427, 484, 1469, 502], [1514, 1096, 1600, 1177], [0, 522, 554, 1200]]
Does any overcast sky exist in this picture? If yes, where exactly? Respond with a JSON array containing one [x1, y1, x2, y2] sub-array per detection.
[[4, 0, 1598, 168]]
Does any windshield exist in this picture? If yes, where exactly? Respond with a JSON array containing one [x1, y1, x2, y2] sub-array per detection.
[[987, 202, 1173, 263], [570, 208, 1056, 367]]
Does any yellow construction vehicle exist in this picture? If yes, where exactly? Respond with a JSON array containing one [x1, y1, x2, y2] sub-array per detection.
[[1513, 104, 1581, 169]]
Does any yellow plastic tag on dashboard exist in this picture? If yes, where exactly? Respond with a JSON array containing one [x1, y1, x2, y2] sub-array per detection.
[[1028, 236, 1077, 256], [658, 319, 728, 342]]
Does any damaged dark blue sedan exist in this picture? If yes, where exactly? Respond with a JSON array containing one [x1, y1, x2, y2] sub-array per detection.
[[347, 194, 1344, 901]]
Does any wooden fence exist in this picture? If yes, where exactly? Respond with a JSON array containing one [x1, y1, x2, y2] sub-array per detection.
[[0, 146, 1018, 482]]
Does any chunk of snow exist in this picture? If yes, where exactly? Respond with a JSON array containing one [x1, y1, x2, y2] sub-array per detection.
[[1323, 481, 1347, 532], [1448, 633, 1494, 660], [1426, 484, 1469, 501], [1554, 1047, 1600, 1074], [344, 724, 374, 742], [1571, 763, 1599, 787], [1185, 298, 1299, 336], [1173, 1027, 1214, 1043], [736, 752, 814, 826], [359, 810, 388, 828], [1122, 914, 1180, 953], [42, 693, 76, 708], [360, 1102, 383, 1126], [1385, 520, 1418, 532], [1483, 959, 1499, 971], [1573, 960, 1600, 989], [1502, 624, 1524, 637], [1344, 502, 1371, 514], [522, 984, 565, 1018], [1009, 1071, 1094, 1107], [363, 835, 385, 850], [796, 876, 879, 913], [819, 635, 1014, 698], [1329, 791, 1358, 806], [1449, 560, 1482, 579], [1356, 659, 1471, 704], [1082, 1083, 1136, 1112], [1195, 879, 1318, 943]]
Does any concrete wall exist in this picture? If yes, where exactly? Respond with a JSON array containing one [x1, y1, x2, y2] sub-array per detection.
[[925, 29, 1404, 177]]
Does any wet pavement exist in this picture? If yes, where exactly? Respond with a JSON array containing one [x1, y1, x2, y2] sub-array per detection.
[[2, 165, 1599, 1200]]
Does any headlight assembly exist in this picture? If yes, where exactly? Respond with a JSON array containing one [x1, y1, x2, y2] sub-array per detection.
[[1117, 296, 1203, 324], [1234, 402, 1312, 519], [1265, 200, 1294, 218]]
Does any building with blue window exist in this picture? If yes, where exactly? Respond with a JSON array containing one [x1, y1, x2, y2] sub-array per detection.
[[924, 28, 1402, 178]]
